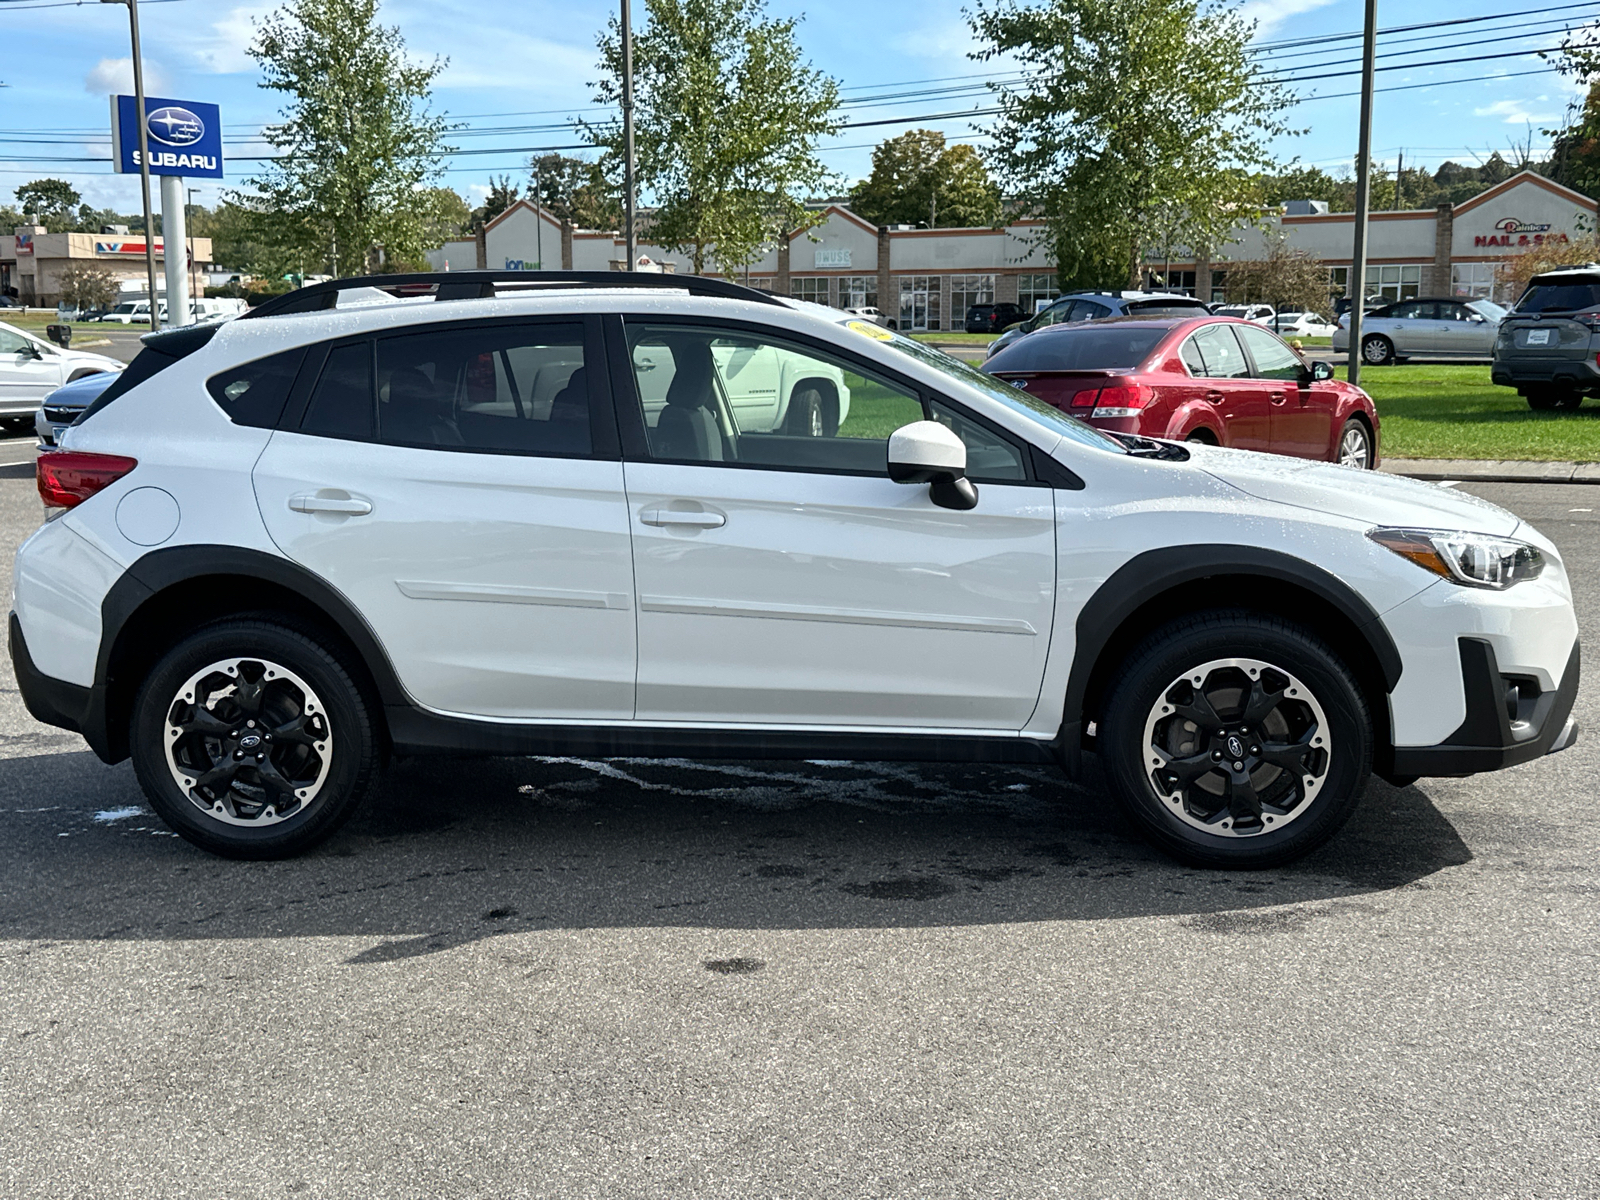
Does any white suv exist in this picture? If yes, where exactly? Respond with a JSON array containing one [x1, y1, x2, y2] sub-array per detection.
[[11, 272, 1581, 867]]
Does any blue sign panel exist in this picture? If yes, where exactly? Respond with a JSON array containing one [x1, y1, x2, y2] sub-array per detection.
[[111, 95, 224, 179]]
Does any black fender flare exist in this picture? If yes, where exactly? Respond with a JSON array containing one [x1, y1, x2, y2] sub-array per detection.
[[1057, 544, 1403, 770]]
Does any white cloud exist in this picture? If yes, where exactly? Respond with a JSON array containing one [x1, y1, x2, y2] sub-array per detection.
[[1475, 99, 1560, 125], [1237, 0, 1337, 38], [84, 57, 170, 97], [192, 5, 274, 74]]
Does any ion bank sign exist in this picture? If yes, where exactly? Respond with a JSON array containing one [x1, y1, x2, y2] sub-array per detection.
[[111, 95, 224, 179]]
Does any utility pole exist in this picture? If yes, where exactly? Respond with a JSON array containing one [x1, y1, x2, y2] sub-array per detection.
[[621, 0, 637, 272], [1395, 150, 1403, 211], [101, 0, 161, 330], [1347, 0, 1377, 386], [187, 186, 199, 306], [534, 158, 544, 270]]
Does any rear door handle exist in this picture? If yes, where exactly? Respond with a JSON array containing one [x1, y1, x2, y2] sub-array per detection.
[[290, 493, 373, 516], [639, 506, 726, 529]]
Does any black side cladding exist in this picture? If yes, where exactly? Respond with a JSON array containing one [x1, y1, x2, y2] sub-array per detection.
[[73, 322, 221, 426]]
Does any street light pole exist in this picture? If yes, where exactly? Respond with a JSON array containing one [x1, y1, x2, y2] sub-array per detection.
[[187, 185, 199, 306], [101, 0, 161, 331], [1347, 0, 1378, 387], [621, 0, 637, 272]]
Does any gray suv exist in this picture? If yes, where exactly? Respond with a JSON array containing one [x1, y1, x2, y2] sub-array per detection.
[[1490, 266, 1600, 409], [984, 290, 1209, 360]]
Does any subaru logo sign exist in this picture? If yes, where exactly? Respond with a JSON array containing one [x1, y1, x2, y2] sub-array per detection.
[[147, 106, 205, 147]]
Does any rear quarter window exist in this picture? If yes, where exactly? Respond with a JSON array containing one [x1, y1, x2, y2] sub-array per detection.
[[1516, 281, 1600, 313], [205, 348, 307, 428]]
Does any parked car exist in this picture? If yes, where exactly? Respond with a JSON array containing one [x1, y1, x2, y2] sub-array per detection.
[[0, 295, 23, 309], [35, 370, 119, 447], [97, 299, 165, 324], [983, 315, 1379, 468], [1268, 310, 1337, 338], [966, 302, 1027, 334], [985, 291, 1209, 360], [13, 271, 1578, 871], [633, 332, 852, 437], [1212, 303, 1275, 325], [1332, 297, 1505, 365], [844, 306, 892, 329], [1489, 265, 1600, 409], [0, 319, 122, 430]]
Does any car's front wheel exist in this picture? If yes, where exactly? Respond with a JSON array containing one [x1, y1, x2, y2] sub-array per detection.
[[1336, 417, 1373, 468], [1361, 335, 1395, 366], [1099, 611, 1372, 868], [129, 619, 381, 859]]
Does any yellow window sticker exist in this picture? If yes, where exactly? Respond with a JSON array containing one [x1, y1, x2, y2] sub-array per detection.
[[846, 320, 894, 342]]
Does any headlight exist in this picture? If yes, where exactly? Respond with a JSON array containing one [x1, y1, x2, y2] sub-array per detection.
[[1368, 528, 1545, 589]]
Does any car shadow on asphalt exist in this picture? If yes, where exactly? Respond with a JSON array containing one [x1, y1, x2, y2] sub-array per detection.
[[0, 750, 1472, 955]]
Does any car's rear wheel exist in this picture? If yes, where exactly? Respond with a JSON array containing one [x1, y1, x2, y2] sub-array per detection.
[[1185, 430, 1217, 446], [1336, 417, 1373, 468], [1525, 388, 1563, 411], [785, 386, 825, 437], [130, 619, 381, 859], [1099, 611, 1372, 868], [1555, 392, 1585, 409], [1361, 336, 1395, 366]]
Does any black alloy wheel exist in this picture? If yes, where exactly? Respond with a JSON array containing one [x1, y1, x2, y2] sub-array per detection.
[[1100, 611, 1372, 868], [130, 619, 381, 859]]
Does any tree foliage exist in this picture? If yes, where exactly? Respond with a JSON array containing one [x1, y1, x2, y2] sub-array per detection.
[[584, 0, 841, 274], [14, 179, 81, 230], [1255, 152, 1538, 214], [848, 130, 1002, 229], [1497, 233, 1600, 298], [55, 263, 122, 314], [471, 175, 521, 230], [1220, 232, 1333, 315], [238, 0, 454, 275], [530, 154, 619, 229], [969, 0, 1295, 289]]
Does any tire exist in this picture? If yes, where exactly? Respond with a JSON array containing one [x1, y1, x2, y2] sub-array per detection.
[[1185, 430, 1217, 446], [1526, 388, 1561, 411], [0, 417, 32, 434], [785, 385, 826, 437], [1360, 336, 1394, 366], [1099, 610, 1373, 869], [129, 618, 382, 859], [1555, 392, 1584, 410], [1335, 417, 1373, 469]]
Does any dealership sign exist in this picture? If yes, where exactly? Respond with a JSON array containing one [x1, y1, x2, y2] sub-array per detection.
[[1475, 216, 1567, 249], [110, 95, 224, 179]]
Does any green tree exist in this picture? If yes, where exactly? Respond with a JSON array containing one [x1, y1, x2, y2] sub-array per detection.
[[584, 0, 842, 275], [848, 130, 1002, 228], [470, 174, 521, 230], [969, 0, 1295, 289], [56, 262, 122, 314], [237, 0, 454, 276], [1548, 83, 1600, 200], [14, 179, 81, 230], [1220, 232, 1333, 315], [530, 154, 619, 229]]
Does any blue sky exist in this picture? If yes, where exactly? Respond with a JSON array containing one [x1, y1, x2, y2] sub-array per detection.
[[1, 0, 1592, 215]]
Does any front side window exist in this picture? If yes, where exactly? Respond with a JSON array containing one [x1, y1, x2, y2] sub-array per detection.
[[0, 328, 30, 355], [1235, 324, 1303, 381], [375, 322, 590, 455]]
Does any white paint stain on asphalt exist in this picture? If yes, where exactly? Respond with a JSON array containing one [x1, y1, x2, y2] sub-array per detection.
[[92, 806, 145, 823]]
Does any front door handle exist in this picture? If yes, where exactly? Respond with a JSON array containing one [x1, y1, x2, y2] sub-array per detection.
[[290, 493, 373, 516], [1269, 390, 1287, 404], [640, 506, 726, 529], [1204, 390, 1225, 403]]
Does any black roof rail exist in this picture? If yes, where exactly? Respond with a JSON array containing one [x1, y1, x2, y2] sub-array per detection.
[[240, 269, 787, 320]]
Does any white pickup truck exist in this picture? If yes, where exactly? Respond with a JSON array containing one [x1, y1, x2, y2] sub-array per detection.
[[633, 334, 852, 436]]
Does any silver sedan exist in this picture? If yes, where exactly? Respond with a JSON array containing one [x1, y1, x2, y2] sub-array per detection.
[[1332, 297, 1506, 365]]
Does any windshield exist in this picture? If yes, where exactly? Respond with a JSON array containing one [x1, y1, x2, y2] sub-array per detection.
[[985, 325, 1169, 371], [1467, 299, 1507, 321], [875, 332, 1126, 453], [1213, 305, 1250, 317], [1124, 300, 1208, 317], [1515, 280, 1600, 314]]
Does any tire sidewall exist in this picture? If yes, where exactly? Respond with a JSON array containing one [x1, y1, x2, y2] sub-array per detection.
[[1338, 417, 1372, 468], [130, 620, 376, 859], [1362, 336, 1392, 365], [1101, 616, 1372, 868]]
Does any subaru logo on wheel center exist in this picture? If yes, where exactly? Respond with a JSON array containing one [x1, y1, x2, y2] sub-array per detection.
[[147, 106, 205, 147], [238, 733, 262, 750], [1226, 735, 1245, 760]]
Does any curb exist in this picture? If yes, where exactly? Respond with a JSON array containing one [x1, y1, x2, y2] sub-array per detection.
[[1382, 459, 1600, 484]]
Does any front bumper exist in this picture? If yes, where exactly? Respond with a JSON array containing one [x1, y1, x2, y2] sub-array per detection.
[[1391, 637, 1580, 777]]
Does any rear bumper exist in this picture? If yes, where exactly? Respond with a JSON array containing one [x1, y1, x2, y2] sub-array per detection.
[[1391, 637, 1580, 777], [1489, 356, 1600, 390], [9, 611, 101, 749]]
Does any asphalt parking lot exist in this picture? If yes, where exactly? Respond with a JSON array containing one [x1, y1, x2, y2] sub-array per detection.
[[1, 444, 1595, 1198]]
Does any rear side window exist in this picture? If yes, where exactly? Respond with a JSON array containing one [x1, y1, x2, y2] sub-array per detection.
[[986, 325, 1167, 371], [301, 343, 374, 440], [206, 348, 306, 428], [376, 322, 591, 456]]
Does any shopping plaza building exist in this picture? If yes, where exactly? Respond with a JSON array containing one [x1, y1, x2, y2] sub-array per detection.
[[429, 170, 1597, 329], [1, 226, 212, 307]]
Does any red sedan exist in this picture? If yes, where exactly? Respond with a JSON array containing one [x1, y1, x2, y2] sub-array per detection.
[[981, 315, 1380, 467]]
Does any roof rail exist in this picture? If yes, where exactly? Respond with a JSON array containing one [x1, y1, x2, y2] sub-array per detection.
[[240, 269, 787, 320]]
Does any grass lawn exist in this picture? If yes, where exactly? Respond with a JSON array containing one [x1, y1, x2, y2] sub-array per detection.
[[1, 313, 135, 334], [1336, 363, 1600, 462], [909, 331, 997, 345]]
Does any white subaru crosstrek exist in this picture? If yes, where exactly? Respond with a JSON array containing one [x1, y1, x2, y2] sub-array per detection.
[[10, 272, 1581, 867]]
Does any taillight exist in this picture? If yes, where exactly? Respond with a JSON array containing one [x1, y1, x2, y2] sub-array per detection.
[[1090, 385, 1155, 417], [1068, 388, 1097, 409], [37, 451, 138, 509]]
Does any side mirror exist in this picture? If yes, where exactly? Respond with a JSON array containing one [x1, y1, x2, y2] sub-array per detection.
[[887, 420, 978, 510], [1310, 359, 1335, 382]]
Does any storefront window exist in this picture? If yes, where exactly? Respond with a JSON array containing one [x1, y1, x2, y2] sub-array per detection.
[[838, 275, 877, 310], [1329, 266, 1349, 299], [949, 274, 995, 322], [1210, 271, 1227, 304], [1017, 272, 1057, 312], [791, 277, 829, 305], [1451, 263, 1495, 299], [1364, 264, 1421, 302]]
